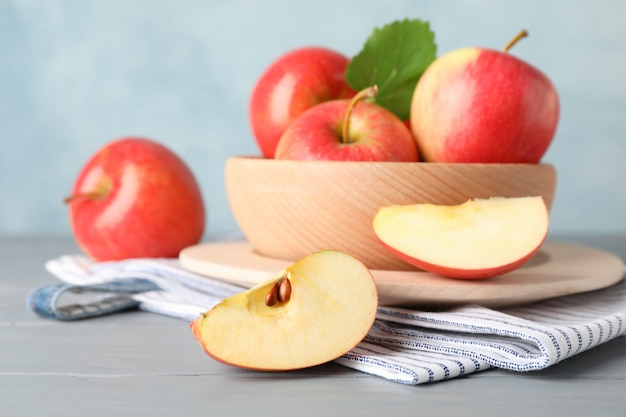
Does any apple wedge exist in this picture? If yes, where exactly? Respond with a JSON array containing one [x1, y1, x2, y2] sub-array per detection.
[[190, 250, 378, 371], [373, 196, 549, 279]]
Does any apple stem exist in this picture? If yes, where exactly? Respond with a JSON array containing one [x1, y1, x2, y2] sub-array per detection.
[[63, 190, 107, 204], [503, 29, 528, 53], [341, 85, 379, 144], [64, 177, 112, 204]]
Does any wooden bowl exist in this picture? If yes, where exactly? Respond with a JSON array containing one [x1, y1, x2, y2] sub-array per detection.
[[225, 157, 557, 271]]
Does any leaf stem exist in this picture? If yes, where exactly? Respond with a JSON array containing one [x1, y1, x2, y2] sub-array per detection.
[[341, 85, 379, 144]]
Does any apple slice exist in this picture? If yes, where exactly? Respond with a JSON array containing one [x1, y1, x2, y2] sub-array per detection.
[[373, 196, 549, 279], [190, 250, 378, 371]]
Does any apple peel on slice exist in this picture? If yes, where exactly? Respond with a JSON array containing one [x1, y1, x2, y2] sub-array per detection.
[[190, 250, 378, 371], [373, 196, 550, 279]]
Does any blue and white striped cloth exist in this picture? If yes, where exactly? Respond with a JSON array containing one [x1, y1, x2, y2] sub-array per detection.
[[32, 254, 626, 385]]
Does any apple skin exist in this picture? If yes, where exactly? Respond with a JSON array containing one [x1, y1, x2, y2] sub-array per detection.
[[380, 239, 543, 280], [410, 47, 559, 163], [249, 47, 357, 158], [373, 197, 549, 279], [66, 137, 205, 261], [274, 99, 419, 162]]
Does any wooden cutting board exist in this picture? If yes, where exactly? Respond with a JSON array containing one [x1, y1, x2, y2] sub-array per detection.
[[179, 240, 625, 309]]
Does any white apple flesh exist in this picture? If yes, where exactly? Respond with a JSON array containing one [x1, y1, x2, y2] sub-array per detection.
[[190, 250, 378, 371], [373, 196, 549, 279]]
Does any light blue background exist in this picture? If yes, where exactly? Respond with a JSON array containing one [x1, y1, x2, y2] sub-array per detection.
[[2, 0, 625, 239]]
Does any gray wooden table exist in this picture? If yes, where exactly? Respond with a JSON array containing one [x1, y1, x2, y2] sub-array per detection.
[[2, 235, 626, 417]]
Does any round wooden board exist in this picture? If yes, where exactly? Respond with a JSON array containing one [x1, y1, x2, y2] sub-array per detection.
[[179, 240, 625, 309]]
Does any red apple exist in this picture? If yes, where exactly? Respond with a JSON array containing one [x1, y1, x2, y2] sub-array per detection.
[[410, 30, 559, 163], [249, 46, 357, 158], [275, 86, 419, 161], [373, 196, 549, 279], [65, 137, 206, 261]]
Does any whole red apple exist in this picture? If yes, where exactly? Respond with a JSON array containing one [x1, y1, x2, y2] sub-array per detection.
[[275, 87, 419, 161], [65, 137, 206, 261], [249, 46, 357, 158], [411, 30, 559, 163]]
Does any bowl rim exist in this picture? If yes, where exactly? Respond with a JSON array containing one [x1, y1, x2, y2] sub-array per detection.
[[227, 155, 556, 168]]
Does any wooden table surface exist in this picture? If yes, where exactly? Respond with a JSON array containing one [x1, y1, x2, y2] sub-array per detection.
[[2, 235, 626, 417]]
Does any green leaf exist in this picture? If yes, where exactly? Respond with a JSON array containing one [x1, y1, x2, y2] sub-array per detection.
[[346, 18, 437, 120]]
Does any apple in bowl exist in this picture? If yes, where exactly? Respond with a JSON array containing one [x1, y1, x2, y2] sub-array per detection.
[[249, 46, 356, 158], [275, 86, 419, 162], [411, 30, 559, 163]]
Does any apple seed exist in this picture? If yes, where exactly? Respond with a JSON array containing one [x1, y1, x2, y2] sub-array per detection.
[[264, 272, 292, 306], [277, 275, 292, 303], [264, 283, 279, 306]]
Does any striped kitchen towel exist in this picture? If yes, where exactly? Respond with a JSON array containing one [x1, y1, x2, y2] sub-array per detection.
[[28, 253, 626, 385]]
